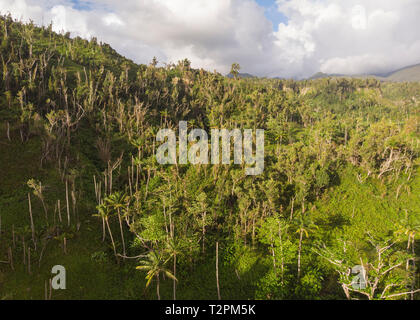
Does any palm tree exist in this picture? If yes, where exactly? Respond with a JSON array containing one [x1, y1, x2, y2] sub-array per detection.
[[93, 202, 106, 242], [130, 137, 143, 162], [27, 179, 49, 226], [150, 57, 158, 68], [105, 192, 129, 258], [136, 251, 177, 300], [95, 203, 117, 258], [295, 213, 318, 279], [165, 239, 181, 300], [230, 63, 240, 80]]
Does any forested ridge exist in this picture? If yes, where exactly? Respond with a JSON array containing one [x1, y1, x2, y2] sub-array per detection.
[[0, 16, 419, 300]]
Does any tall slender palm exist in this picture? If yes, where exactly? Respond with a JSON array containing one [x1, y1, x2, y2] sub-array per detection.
[[136, 251, 177, 300], [130, 137, 143, 162], [230, 63, 240, 80], [166, 239, 181, 300], [105, 192, 129, 257], [27, 179, 49, 226], [95, 203, 117, 258], [295, 213, 318, 279]]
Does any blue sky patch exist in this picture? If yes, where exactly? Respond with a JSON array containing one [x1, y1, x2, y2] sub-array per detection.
[[70, 0, 93, 11], [255, 0, 288, 31]]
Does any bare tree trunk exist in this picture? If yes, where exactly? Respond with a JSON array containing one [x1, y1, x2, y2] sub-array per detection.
[[342, 284, 351, 300], [170, 212, 176, 301], [252, 216, 256, 248], [278, 225, 285, 284], [71, 189, 77, 227], [145, 169, 150, 200], [270, 234, 276, 271], [128, 166, 133, 197], [102, 217, 106, 242], [41, 199, 48, 226], [66, 180, 70, 226], [157, 274, 161, 300], [216, 242, 221, 300], [58, 200, 62, 223], [117, 209, 126, 258], [105, 218, 117, 258], [290, 197, 295, 220], [411, 235, 416, 300], [202, 212, 206, 254], [6, 122, 10, 141], [8, 247, 14, 271], [297, 230, 303, 279], [173, 253, 177, 300], [28, 193, 36, 250], [28, 247, 31, 274]]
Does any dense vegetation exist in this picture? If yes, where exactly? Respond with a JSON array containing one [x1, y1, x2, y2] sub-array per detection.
[[0, 16, 419, 300]]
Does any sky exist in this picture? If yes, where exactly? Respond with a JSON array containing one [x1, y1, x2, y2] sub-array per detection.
[[0, 0, 419, 79], [255, 0, 288, 31]]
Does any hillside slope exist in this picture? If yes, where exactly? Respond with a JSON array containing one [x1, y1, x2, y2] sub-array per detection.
[[309, 63, 420, 82], [0, 17, 419, 301], [386, 64, 420, 82]]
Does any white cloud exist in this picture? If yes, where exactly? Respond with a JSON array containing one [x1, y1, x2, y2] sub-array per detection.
[[0, 0, 419, 78], [0, 0, 43, 21], [50, 5, 92, 38], [274, 0, 420, 77], [102, 13, 124, 27]]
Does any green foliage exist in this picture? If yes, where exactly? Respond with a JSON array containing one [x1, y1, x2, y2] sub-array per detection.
[[0, 17, 419, 300]]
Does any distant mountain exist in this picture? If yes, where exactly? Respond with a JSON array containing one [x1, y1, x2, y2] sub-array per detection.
[[309, 72, 346, 80], [385, 64, 420, 82], [226, 72, 256, 79], [308, 63, 420, 82]]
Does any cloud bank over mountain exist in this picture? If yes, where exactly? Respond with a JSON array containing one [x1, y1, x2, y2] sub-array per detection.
[[1, 0, 419, 78]]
